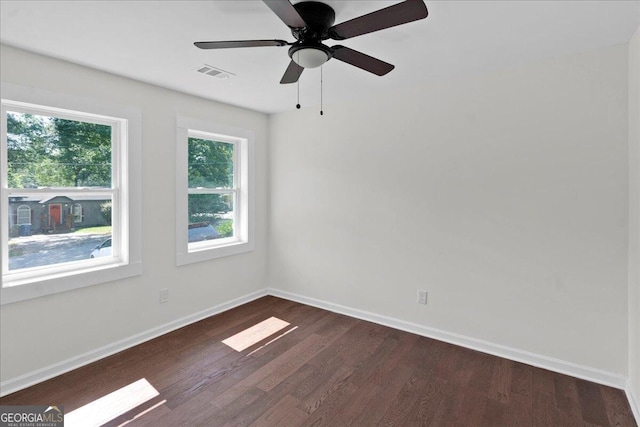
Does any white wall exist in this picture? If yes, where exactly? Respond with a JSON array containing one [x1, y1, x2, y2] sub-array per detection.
[[1, 37, 635, 401], [269, 44, 630, 376], [628, 22, 640, 418], [0, 45, 269, 386]]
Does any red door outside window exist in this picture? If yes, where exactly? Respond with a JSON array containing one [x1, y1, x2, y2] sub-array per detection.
[[49, 204, 62, 227]]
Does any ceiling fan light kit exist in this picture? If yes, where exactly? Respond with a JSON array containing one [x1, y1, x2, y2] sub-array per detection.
[[290, 44, 331, 68], [194, 0, 429, 84]]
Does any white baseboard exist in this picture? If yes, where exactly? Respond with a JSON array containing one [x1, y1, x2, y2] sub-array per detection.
[[268, 288, 628, 390], [627, 382, 640, 425], [0, 289, 268, 397], [1, 287, 632, 410]]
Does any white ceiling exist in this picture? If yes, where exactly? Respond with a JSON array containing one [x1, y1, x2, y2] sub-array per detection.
[[1, 1, 639, 114]]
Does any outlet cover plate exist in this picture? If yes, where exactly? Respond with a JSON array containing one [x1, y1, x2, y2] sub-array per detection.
[[159, 288, 169, 303], [418, 289, 428, 305]]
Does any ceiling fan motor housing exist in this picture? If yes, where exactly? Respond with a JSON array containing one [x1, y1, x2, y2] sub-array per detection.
[[292, 1, 336, 36], [288, 1, 336, 68]]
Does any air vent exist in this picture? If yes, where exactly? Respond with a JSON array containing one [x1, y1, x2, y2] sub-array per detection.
[[195, 64, 234, 79]]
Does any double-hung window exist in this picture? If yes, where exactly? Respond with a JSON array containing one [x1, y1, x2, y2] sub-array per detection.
[[176, 117, 254, 265], [1, 83, 141, 304]]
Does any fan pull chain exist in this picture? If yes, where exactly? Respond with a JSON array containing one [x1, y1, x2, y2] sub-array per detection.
[[320, 66, 324, 116], [296, 51, 301, 109]]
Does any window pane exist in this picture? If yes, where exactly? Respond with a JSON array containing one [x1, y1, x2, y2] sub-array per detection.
[[6, 111, 112, 188], [7, 194, 113, 271], [17, 205, 31, 225], [73, 203, 83, 223], [188, 137, 234, 189], [188, 193, 234, 241]]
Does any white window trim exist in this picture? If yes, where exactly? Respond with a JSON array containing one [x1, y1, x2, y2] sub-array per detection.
[[0, 82, 142, 305], [176, 116, 254, 266]]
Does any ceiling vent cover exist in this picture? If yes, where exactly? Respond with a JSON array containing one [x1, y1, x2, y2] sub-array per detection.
[[195, 64, 234, 79]]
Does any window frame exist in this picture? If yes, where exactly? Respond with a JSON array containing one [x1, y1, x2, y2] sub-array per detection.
[[0, 82, 142, 305], [187, 130, 239, 250], [176, 116, 254, 266], [16, 205, 31, 225], [73, 203, 83, 223]]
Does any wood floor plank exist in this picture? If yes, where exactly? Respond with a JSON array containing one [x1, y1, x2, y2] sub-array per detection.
[[433, 343, 461, 382], [554, 373, 583, 425], [321, 382, 383, 427], [576, 378, 612, 427], [601, 384, 637, 427], [253, 314, 359, 395], [510, 361, 534, 397], [347, 332, 402, 386], [401, 336, 445, 378], [468, 352, 497, 394], [304, 335, 408, 427], [211, 387, 266, 426], [261, 407, 307, 427], [215, 332, 326, 407], [428, 387, 464, 426], [454, 387, 489, 427], [1, 297, 636, 427], [449, 347, 484, 389], [348, 364, 415, 426], [532, 390, 561, 427], [293, 374, 359, 427], [367, 332, 419, 386], [607, 410, 639, 427], [159, 344, 267, 409], [245, 393, 300, 427], [506, 391, 534, 427], [532, 367, 557, 398], [296, 364, 354, 415], [403, 375, 447, 426], [132, 390, 221, 427], [481, 398, 510, 427], [217, 363, 315, 427], [377, 375, 430, 426], [488, 358, 513, 404]]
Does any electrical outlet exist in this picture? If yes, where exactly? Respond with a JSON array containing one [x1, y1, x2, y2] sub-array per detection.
[[417, 289, 428, 305], [159, 288, 169, 304]]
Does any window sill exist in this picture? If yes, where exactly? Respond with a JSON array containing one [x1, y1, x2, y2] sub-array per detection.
[[1, 261, 142, 305], [176, 240, 254, 266]]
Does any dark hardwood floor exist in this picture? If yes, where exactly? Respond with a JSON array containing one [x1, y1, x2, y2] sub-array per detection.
[[1, 296, 636, 426]]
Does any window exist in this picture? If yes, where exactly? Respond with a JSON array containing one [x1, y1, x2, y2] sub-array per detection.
[[1, 83, 142, 304], [16, 205, 30, 225], [73, 203, 83, 223], [176, 117, 254, 265]]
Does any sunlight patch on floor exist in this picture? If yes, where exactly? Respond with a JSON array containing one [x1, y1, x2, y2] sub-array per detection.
[[222, 316, 290, 351], [65, 378, 159, 427], [117, 399, 167, 427], [247, 326, 298, 356]]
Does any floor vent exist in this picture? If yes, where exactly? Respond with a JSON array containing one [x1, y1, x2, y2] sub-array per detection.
[[195, 64, 234, 79]]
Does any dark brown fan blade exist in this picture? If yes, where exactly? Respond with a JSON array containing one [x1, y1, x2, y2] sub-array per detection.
[[195, 40, 289, 49], [331, 46, 394, 76], [280, 60, 304, 84], [263, 0, 307, 29], [328, 0, 428, 40]]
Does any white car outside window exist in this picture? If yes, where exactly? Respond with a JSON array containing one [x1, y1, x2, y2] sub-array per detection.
[[90, 238, 112, 258]]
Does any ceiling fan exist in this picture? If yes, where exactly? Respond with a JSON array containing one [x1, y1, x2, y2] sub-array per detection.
[[194, 0, 428, 84]]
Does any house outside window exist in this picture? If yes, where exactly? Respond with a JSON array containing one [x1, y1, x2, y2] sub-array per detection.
[[1, 82, 142, 305], [176, 117, 254, 265]]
